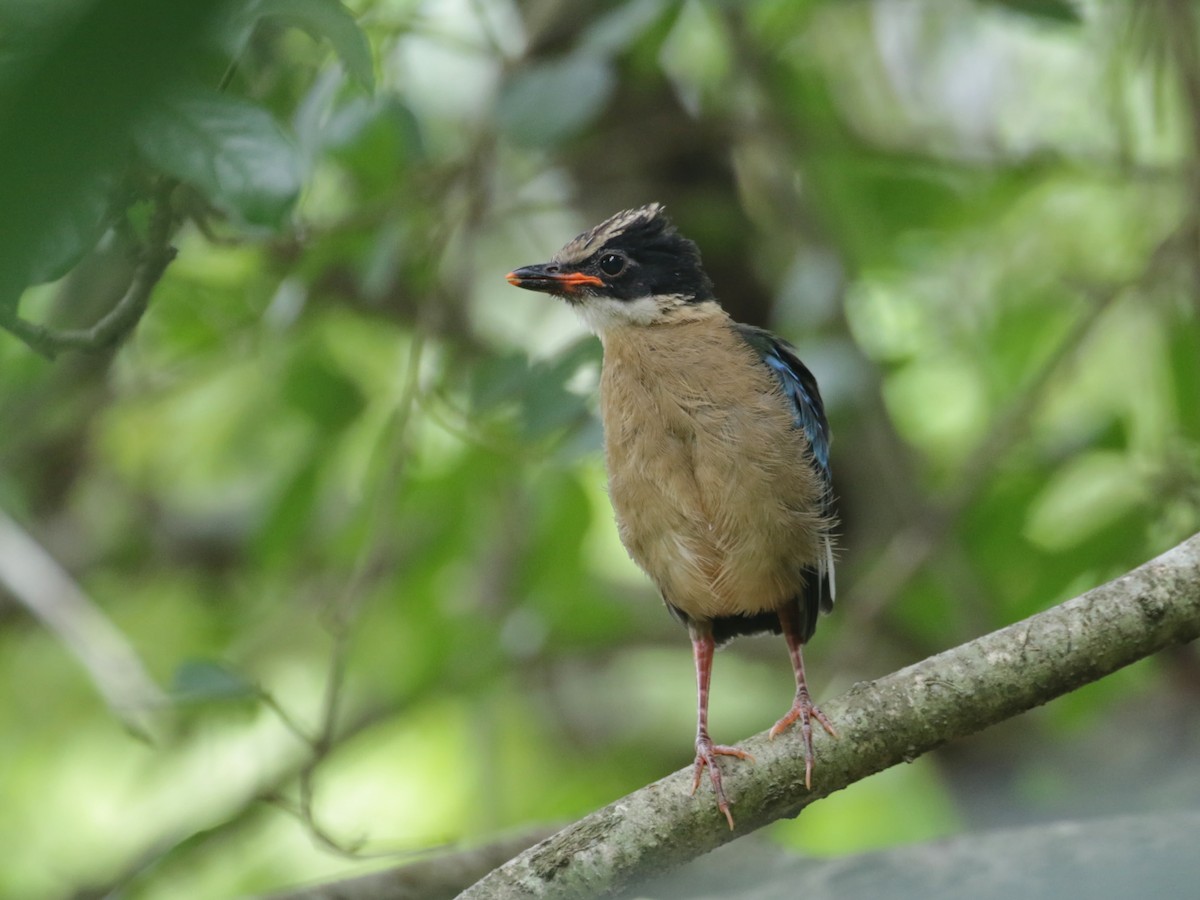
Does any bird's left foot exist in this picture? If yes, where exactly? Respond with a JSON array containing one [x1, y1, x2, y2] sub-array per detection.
[[691, 738, 755, 830], [769, 689, 838, 789]]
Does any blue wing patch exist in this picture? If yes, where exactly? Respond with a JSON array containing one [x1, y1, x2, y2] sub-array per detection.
[[734, 324, 831, 491], [734, 323, 836, 615]]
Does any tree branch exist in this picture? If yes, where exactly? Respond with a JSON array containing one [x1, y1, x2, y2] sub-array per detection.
[[269, 829, 558, 900], [0, 179, 177, 360], [0, 507, 166, 739], [452, 532, 1200, 899]]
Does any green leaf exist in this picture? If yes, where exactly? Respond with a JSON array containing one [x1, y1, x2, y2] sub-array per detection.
[[238, 0, 374, 91], [323, 95, 425, 194], [582, 0, 669, 56], [520, 338, 601, 440], [985, 0, 1082, 24], [1024, 451, 1146, 552], [469, 339, 599, 443], [496, 54, 615, 146], [26, 174, 111, 286], [254, 455, 321, 566], [281, 350, 366, 434], [470, 350, 532, 414], [0, 1, 231, 307], [170, 660, 259, 704], [134, 87, 303, 228]]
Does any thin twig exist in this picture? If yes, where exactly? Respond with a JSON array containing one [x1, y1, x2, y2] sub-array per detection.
[[286, 331, 428, 855]]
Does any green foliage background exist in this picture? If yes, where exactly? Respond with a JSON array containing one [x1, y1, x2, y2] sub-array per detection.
[[0, 0, 1198, 896]]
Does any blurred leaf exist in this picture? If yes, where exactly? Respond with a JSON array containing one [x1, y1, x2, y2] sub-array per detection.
[[496, 54, 615, 146], [281, 350, 366, 434], [0, 0, 235, 307], [324, 95, 425, 194], [470, 339, 599, 442], [809, 149, 1059, 270], [470, 350, 532, 414], [236, 0, 375, 91], [134, 87, 303, 228], [26, 175, 112, 285], [255, 455, 320, 565], [519, 471, 632, 645], [170, 659, 258, 704], [1024, 451, 1146, 553], [984, 0, 1082, 24], [551, 415, 605, 463], [521, 339, 601, 440], [1167, 322, 1200, 443], [519, 375, 587, 441], [582, 0, 670, 56], [985, 287, 1075, 399], [659, 0, 731, 111]]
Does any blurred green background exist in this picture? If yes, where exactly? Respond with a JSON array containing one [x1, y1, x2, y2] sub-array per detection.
[[1, 0, 1198, 897]]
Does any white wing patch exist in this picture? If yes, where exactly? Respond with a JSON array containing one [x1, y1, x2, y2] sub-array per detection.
[[821, 535, 836, 604]]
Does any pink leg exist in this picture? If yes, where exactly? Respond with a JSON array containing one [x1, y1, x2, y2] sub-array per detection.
[[690, 628, 754, 829], [769, 604, 838, 789]]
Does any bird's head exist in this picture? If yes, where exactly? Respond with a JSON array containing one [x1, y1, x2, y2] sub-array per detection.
[[506, 203, 715, 333]]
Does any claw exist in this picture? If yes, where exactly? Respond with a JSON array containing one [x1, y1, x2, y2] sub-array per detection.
[[770, 689, 837, 788], [692, 740, 755, 829]]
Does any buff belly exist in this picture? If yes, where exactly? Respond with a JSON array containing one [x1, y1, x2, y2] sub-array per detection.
[[598, 313, 828, 623]]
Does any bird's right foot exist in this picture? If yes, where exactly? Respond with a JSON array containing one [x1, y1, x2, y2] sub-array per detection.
[[691, 737, 755, 830]]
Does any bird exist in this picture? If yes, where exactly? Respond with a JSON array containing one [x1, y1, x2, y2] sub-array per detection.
[[505, 203, 837, 829]]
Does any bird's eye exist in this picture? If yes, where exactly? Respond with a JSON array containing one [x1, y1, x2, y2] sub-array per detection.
[[598, 253, 626, 277]]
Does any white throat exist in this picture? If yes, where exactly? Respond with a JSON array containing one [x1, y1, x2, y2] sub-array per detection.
[[571, 293, 704, 335], [572, 296, 661, 334]]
